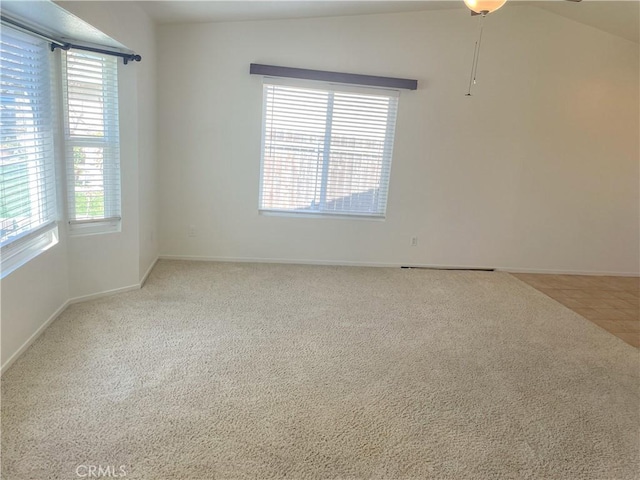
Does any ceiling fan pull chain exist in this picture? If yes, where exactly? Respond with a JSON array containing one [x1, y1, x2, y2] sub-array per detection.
[[466, 14, 486, 96]]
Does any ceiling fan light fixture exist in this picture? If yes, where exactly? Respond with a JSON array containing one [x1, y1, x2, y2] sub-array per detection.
[[464, 0, 507, 15]]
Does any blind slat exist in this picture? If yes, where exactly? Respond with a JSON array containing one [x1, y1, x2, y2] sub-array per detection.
[[0, 28, 57, 248], [260, 81, 398, 216], [63, 50, 121, 223]]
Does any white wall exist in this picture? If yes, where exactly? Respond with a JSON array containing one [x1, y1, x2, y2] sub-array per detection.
[[1, 3, 637, 370], [1, 1, 158, 369], [59, 1, 159, 294], [0, 237, 70, 369], [157, 6, 639, 275], [136, 18, 159, 284]]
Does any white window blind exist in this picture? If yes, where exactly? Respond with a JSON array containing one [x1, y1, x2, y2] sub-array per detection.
[[0, 28, 57, 250], [259, 79, 398, 217], [62, 50, 121, 225]]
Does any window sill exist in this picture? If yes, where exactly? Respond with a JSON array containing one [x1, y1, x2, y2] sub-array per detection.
[[1, 224, 59, 279], [259, 209, 386, 221], [68, 218, 121, 236]]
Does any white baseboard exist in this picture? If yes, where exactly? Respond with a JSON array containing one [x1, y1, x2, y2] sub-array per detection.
[[159, 254, 639, 277], [501, 267, 639, 277], [140, 256, 159, 287], [2, 284, 142, 376], [3, 256, 633, 376], [1, 299, 70, 375], [159, 254, 446, 269], [2, 257, 165, 375], [68, 284, 141, 305], [158, 254, 497, 270]]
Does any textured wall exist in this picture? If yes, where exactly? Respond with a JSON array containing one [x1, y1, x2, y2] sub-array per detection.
[[157, 6, 639, 274]]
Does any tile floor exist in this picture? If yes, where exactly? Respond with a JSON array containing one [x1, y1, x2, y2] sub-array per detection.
[[511, 273, 640, 348]]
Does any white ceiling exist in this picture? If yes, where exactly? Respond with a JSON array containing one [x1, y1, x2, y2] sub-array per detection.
[[527, 1, 639, 43], [136, 1, 639, 43], [137, 1, 461, 24]]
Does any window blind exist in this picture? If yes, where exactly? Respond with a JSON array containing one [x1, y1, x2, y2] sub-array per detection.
[[259, 80, 398, 217], [62, 50, 120, 224], [0, 27, 56, 249]]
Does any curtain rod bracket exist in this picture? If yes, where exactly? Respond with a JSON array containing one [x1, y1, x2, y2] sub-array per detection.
[[50, 43, 70, 52], [123, 54, 142, 65]]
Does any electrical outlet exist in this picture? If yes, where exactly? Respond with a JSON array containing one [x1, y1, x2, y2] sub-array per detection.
[[411, 236, 418, 247], [188, 225, 196, 237]]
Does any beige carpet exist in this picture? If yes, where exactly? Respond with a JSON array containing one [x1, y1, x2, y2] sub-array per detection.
[[2, 260, 638, 479]]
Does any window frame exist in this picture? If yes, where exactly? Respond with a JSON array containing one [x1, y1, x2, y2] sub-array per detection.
[[258, 77, 399, 220], [62, 49, 121, 235], [0, 26, 59, 278]]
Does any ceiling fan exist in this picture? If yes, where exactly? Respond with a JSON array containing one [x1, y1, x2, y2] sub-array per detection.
[[464, 0, 582, 95], [465, 0, 582, 17]]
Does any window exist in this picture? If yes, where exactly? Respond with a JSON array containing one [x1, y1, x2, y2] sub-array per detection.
[[259, 79, 398, 218], [0, 27, 58, 276], [62, 50, 121, 229]]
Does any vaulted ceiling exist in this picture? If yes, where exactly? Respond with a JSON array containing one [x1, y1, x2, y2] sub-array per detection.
[[136, 1, 638, 44]]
